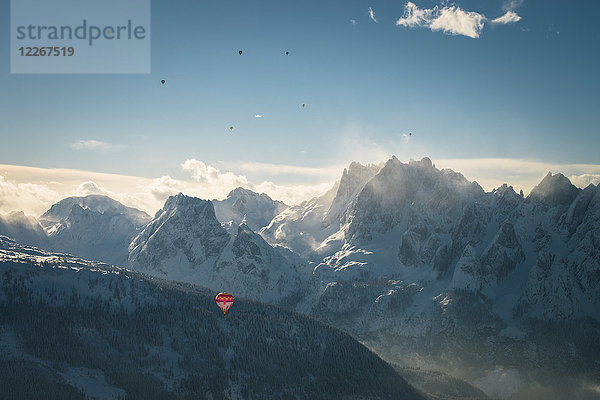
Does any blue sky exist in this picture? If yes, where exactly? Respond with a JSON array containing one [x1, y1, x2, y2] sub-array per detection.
[[1, 0, 599, 214]]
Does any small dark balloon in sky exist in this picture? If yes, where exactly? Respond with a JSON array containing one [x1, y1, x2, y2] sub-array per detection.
[[161, 80, 165, 84], [409, 132, 412, 136], [238, 50, 243, 55], [285, 51, 289, 55]]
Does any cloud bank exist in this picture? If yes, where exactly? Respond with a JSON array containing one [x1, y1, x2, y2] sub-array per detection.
[[181, 159, 333, 205], [0, 160, 338, 217], [2, 156, 599, 219]]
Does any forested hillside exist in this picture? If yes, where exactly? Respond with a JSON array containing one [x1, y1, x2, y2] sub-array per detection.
[[0, 235, 424, 400]]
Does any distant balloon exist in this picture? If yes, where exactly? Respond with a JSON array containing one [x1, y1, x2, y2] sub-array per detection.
[[302, 103, 305, 108], [229, 126, 233, 131], [409, 132, 412, 136], [285, 51, 289, 55], [238, 50, 243, 55], [215, 292, 234, 315], [160, 80, 165, 84]]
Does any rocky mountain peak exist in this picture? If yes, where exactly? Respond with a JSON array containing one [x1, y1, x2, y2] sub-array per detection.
[[228, 186, 258, 199], [528, 172, 579, 208], [129, 194, 230, 273], [408, 156, 434, 169], [213, 188, 287, 232], [40, 194, 150, 228]]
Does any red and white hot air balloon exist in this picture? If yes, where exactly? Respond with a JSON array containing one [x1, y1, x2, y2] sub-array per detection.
[[215, 292, 234, 316]]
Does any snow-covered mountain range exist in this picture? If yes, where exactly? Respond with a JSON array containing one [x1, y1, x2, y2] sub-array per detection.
[[267, 157, 600, 398], [1, 156, 599, 399]]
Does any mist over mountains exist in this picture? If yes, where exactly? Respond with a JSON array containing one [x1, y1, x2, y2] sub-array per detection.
[[1, 156, 599, 399]]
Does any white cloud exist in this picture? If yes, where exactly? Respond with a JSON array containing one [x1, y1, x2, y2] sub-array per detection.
[[491, 11, 522, 25], [396, 2, 486, 38], [69, 139, 123, 152], [181, 159, 250, 188], [396, 2, 434, 28], [254, 114, 263, 118], [181, 159, 336, 204], [146, 176, 188, 203], [429, 6, 485, 38], [368, 7, 378, 23], [396, 1, 521, 38]]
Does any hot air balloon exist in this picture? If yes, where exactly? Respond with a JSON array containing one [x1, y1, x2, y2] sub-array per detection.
[[285, 51, 289, 55], [161, 79, 165, 84], [238, 50, 243, 55], [409, 132, 412, 136], [229, 126, 233, 131], [302, 103, 305, 108], [215, 292, 234, 315]]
